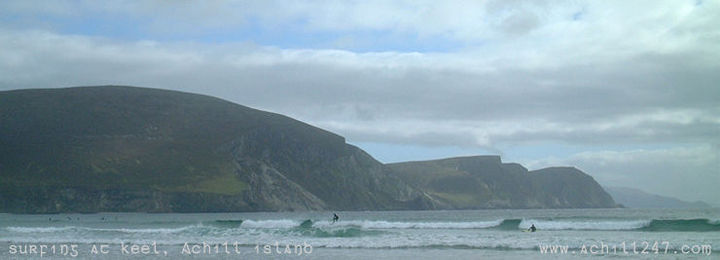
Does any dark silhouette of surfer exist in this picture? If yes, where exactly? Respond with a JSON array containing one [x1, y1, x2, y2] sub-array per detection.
[[529, 224, 536, 232], [332, 213, 339, 223]]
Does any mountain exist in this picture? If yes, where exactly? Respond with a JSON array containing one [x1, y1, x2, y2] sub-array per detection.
[[0, 86, 429, 213], [604, 186, 711, 209], [386, 156, 617, 209], [0, 86, 616, 213]]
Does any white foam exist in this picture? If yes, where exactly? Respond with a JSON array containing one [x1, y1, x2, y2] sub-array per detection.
[[312, 219, 504, 229], [5, 226, 76, 233], [518, 219, 651, 230], [6, 225, 201, 234], [308, 233, 539, 250], [91, 225, 200, 234], [240, 219, 300, 229]]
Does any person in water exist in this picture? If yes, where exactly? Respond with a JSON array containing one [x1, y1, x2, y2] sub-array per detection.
[[332, 213, 339, 223], [529, 224, 537, 232]]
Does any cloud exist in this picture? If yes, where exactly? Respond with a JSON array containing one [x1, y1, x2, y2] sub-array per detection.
[[2, 0, 716, 47], [0, 27, 718, 149]]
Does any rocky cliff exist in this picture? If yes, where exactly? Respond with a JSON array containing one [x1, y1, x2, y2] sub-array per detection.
[[0, 86, 615, 213], [0, 86, 428, 213], [386, 156, 617, 209]]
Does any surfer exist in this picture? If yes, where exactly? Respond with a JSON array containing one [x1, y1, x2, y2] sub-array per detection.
[[332, 213, 339, 223], [529, 224, 536, 232]]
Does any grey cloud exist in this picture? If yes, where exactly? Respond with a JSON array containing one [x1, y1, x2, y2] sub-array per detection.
[[500, 11, 540, 35], [1, 30, 718, 150]]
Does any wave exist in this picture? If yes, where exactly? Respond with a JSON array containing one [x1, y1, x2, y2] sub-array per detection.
[[5, 218, 717, 237], [520, 218, 720, 232], [5, 226, 77, 233], [295, 227, 384, 238], [642, 219, 720, 232], [311, 219, 504, 229], [240, 217, 720, 232], [300, 219, 313, 229], [519, 219, 650, 231], [6, 225, 202, 234], [229, 219, 505, 230], [210, 220, 243, 228], [495, 219, 523, 230], [239, 219, 299, 229]]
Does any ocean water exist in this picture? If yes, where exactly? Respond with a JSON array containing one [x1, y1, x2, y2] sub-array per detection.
[[1, 208, 718, 259]]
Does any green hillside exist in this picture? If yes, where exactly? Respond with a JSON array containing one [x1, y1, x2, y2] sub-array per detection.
[[0, 86, 427, 213], [387, 156, 616, 209], [0, 86, 616, 213]]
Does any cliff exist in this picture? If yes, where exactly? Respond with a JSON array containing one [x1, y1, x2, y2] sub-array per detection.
[[386, 156, 616, 209], [0, 86, 615, 213], [0, 86, 427, 213]]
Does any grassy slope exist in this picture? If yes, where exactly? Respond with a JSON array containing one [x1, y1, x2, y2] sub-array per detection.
[[0, 86, 287, 194], [387, 157, 495, 208], [0, 86, 416, 212], [387, 156, 616, 209]]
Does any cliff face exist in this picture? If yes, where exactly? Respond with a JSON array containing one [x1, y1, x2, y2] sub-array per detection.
[[0, 86, 427, 213], [0, 86, 614, 213], [386, 156, 617, 209]]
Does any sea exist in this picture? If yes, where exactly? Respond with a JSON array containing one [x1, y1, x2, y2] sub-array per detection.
[[1, 208, 718, 259]]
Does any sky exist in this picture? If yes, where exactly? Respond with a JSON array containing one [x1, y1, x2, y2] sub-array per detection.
[[0, 0, 718, 204]]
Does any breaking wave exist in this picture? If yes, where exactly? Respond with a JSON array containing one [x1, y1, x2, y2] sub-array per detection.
[[311, 219, 504, 229], [520, 218, 720, 231], [5, 225, 200, 234], [4, 218, 718, 238]]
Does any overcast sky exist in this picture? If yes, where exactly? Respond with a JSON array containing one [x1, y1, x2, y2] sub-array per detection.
[[1, 0, 718, 204]]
